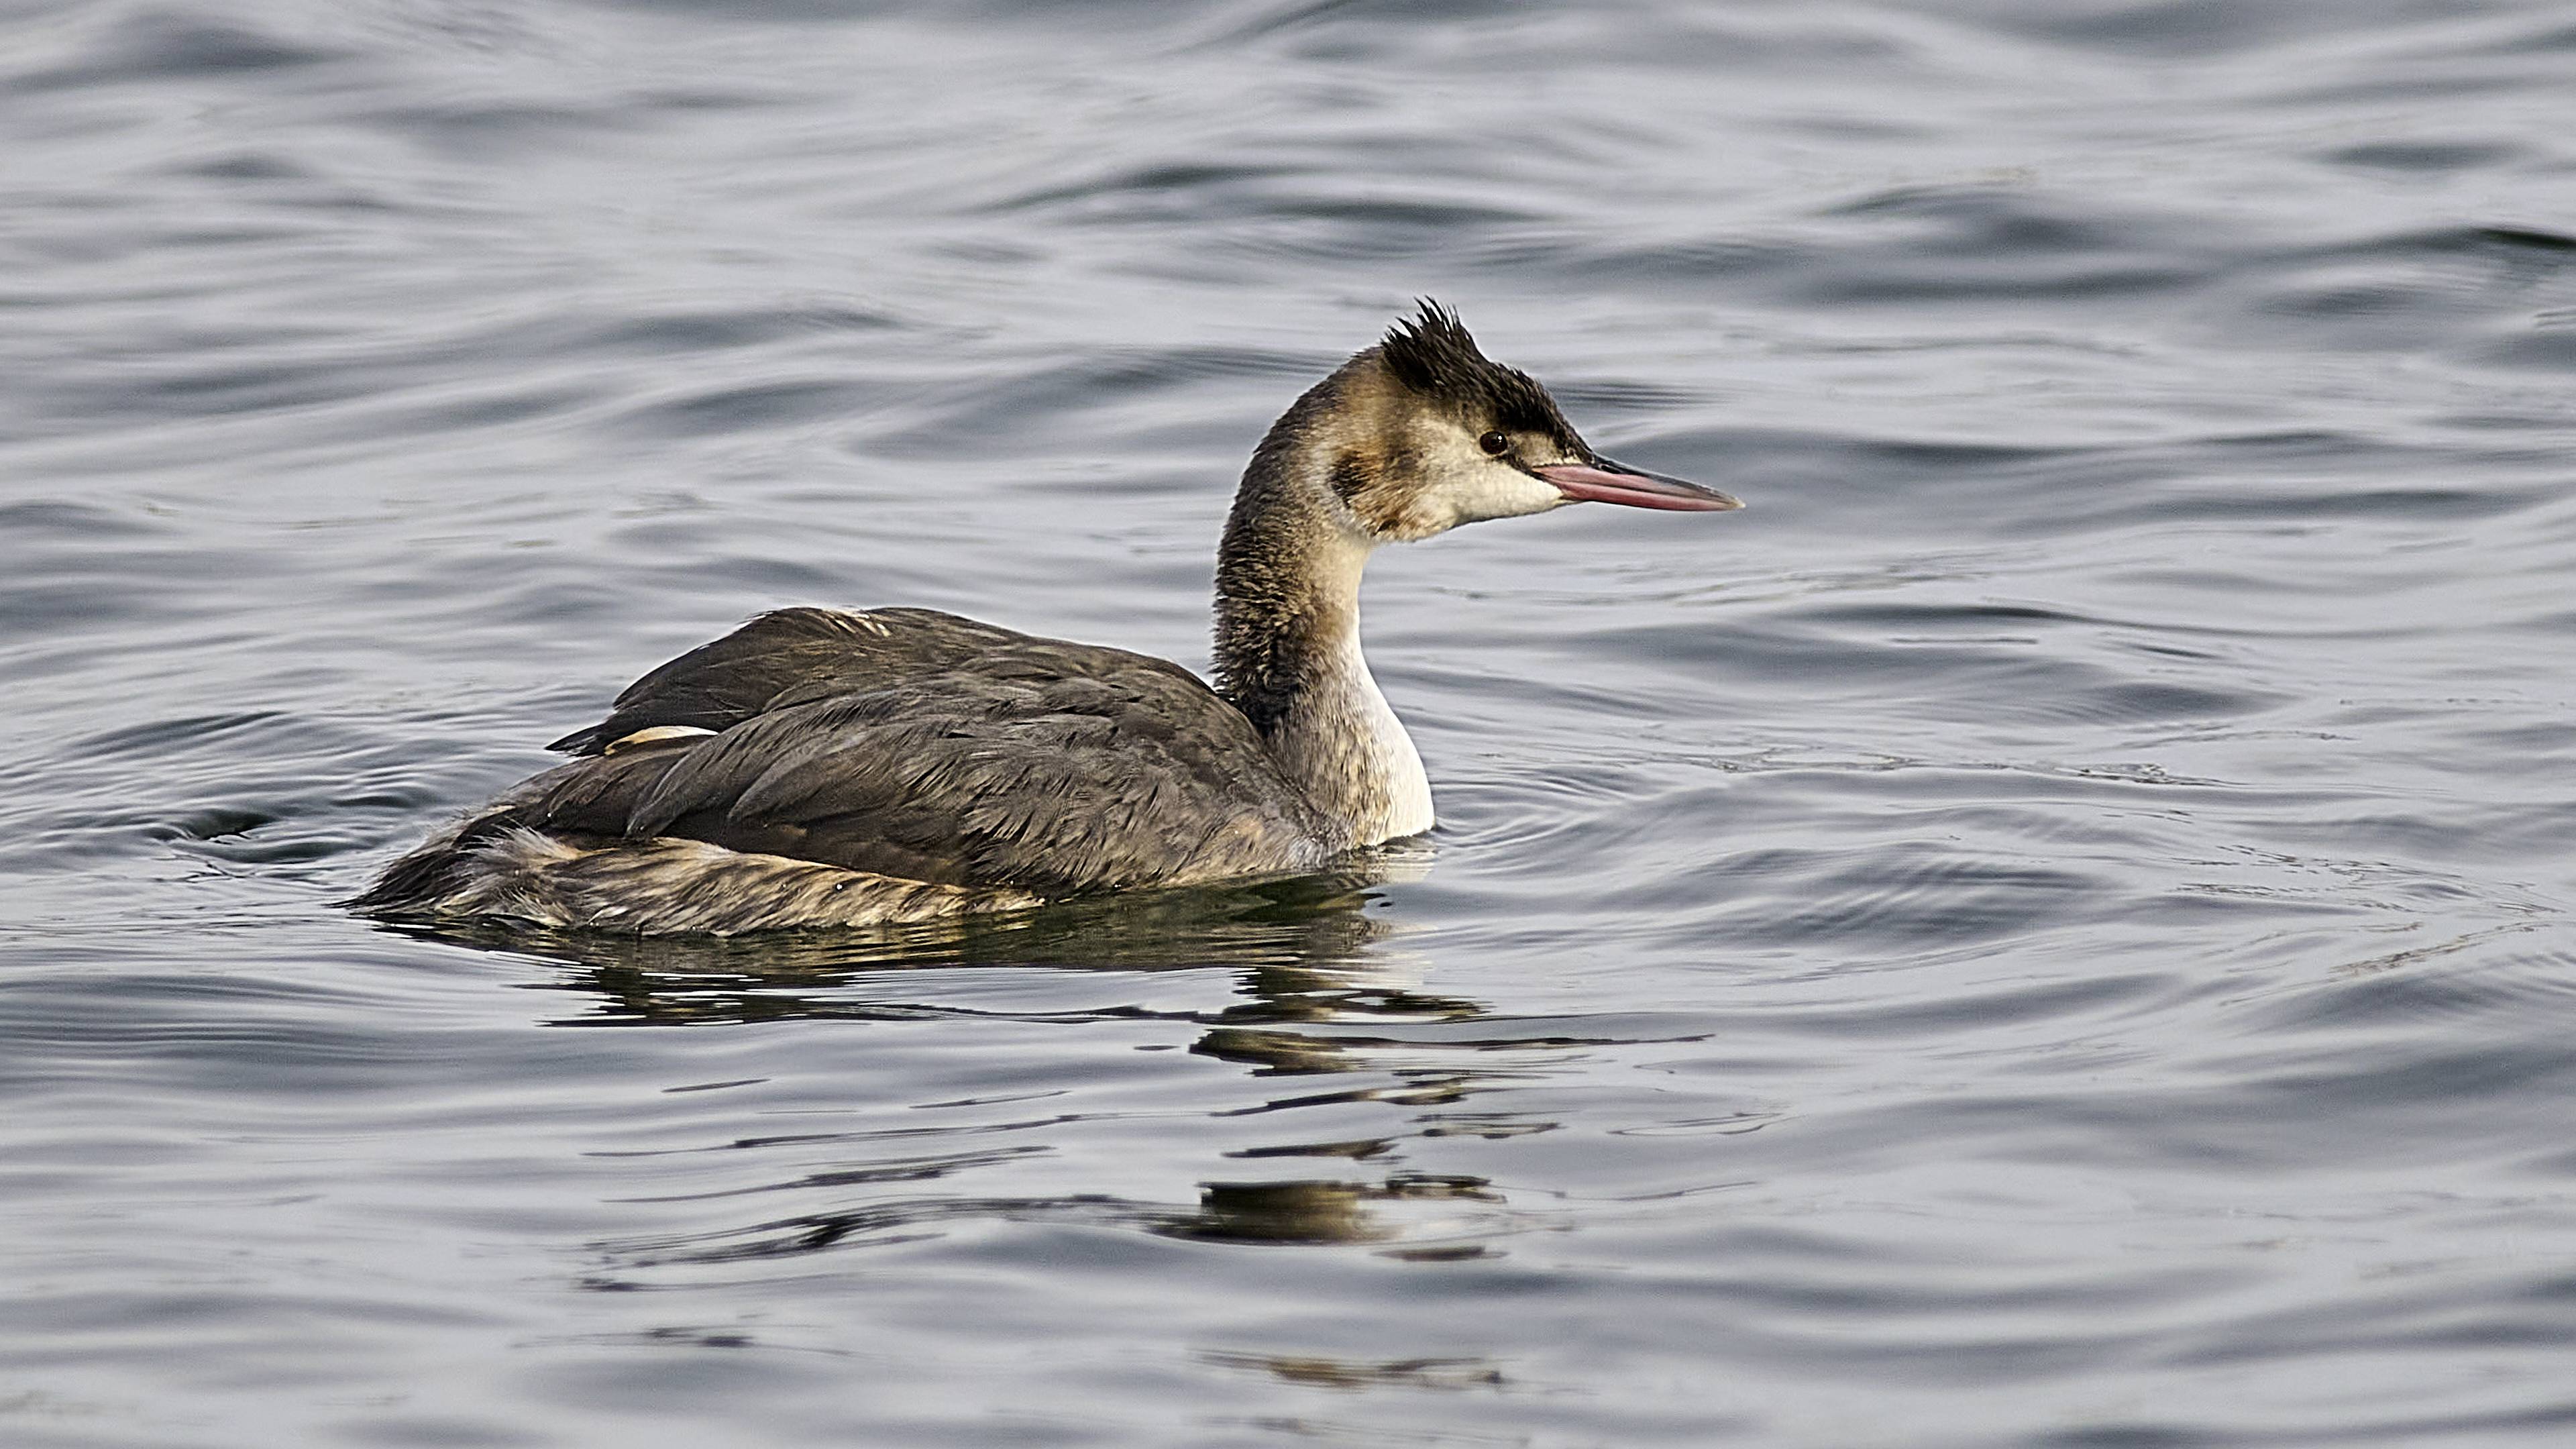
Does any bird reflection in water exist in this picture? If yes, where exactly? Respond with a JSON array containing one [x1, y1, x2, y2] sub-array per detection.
[[382, 853, 1451, 1027], [378, 851, 1578, 1258]]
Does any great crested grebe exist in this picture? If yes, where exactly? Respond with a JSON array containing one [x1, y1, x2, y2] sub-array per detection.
[[355, 303, 1739, 934]]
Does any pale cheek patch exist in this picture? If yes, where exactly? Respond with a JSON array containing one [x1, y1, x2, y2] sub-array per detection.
[[1438, 468, 1570, 527], [1341, 429, 1574, 539]]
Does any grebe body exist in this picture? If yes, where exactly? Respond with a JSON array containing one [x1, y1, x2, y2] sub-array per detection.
[[356, 304, 1738, 934]]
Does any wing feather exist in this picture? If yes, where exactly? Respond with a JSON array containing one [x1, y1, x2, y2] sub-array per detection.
[[547, 606, 1035, 755], [521, 609, 1328, 894]]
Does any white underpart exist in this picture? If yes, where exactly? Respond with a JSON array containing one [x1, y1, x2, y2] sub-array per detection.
[[1261, 528, 1435, 846], [1297, 623, 1434, 844]]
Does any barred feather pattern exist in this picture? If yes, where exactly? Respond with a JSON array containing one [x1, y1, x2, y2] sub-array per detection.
[[364, 822, 1038, 934]]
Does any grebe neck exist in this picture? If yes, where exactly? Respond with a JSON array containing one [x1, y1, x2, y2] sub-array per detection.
[[1212, 382, 1434, 847]]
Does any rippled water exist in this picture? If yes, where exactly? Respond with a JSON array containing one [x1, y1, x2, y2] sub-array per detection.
[[7, 1, 2576, 1444]]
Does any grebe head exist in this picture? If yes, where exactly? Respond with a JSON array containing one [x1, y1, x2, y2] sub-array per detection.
[[1311, 300, 1741, 544]]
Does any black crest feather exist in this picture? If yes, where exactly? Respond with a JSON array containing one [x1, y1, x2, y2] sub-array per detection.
[[1377, 299, 1580, 445]]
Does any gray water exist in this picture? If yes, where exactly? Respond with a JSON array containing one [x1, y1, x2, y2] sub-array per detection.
[[6, 1, 2575, 1445]]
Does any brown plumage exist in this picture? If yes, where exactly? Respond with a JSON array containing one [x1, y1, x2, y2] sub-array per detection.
[[354, 303, 1739, 934]]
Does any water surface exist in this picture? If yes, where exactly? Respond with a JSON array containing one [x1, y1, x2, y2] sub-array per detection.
[[5, 1, 2575, 1445]]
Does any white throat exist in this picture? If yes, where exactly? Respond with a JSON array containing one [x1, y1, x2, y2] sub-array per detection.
[[1267, 610, 1434, 847]]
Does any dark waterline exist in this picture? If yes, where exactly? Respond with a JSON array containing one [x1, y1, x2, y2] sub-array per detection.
[[5, 1, 2575, 1446]]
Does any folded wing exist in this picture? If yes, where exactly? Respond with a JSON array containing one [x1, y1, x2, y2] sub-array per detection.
[[509, 608, 1326, 894]]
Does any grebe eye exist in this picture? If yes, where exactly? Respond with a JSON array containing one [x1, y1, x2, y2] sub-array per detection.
[[1478, 430, 1509, 456]]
